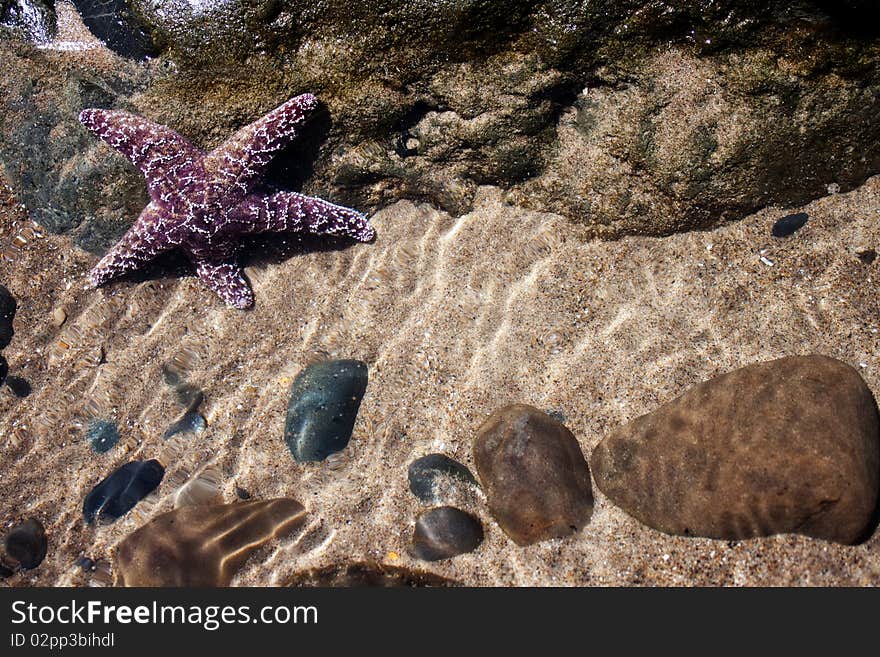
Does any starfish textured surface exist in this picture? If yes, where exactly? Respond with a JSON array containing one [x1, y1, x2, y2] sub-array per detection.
[[79, 94, 375, 309]]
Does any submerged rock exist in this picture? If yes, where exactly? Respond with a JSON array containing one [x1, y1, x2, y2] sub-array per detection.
[[114, 499, 307, 586], [83, 459, 164, 525], [411, 506, 484, 561], [4, 375, 30, 397], [162, 410, 206, 439], [772, 212, 809, 237], [473, 404, 593, 546], [591, 355, 880, 545], [4, 518, 47, 569], [284, 359, 368, 462], [70, 0, 160, 61], [85, 418, 119, 453], [0, 284, 15, 350], [285, 562, 457, 587], [0, 0, 55, 43], [408, 453, 478, 502]]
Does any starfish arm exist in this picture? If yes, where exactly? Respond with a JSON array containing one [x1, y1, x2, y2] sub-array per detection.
[[88, 204, 175, 288], [79, 108, 204, 203], [192, 257, 254, 309], [200, 94, 318, 201], [233, 191, 375, 242]]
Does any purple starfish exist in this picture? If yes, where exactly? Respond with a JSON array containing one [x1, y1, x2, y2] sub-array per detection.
[[79, 94, 375, 309]]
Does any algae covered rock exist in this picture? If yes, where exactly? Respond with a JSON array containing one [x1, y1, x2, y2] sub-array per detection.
[[591, 355, 880, 545]]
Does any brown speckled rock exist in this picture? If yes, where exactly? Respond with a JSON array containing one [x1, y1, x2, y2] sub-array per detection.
[[473, 404, 593, 546], [591, 355, 880, 545], [114, 499, 307, 586]]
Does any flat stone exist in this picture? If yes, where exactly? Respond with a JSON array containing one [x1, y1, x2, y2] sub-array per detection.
[[4, 518, 47, 569], [284, 359, 368, 462], [83, 459, 164, 525], [408, 454, 477, 502], [411, 507, 483, 561], [285, 562, 457, 587], [473, 404, 594, 546], [591, 355, 880, 544], [114, 499, 307, 586]]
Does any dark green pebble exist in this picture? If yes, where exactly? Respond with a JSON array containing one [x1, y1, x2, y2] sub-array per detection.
[[284, 359, 368, 462]]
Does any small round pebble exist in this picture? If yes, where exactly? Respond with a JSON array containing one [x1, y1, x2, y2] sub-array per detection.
[[771, 212, 808, 237], [408, 454, 477, 502], [411, 506, 483, 561], [5, 518, 47, 570], [86, 419, 120, 453], [5, 376, 31, 397]]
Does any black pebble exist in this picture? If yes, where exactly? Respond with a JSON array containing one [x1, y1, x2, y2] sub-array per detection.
[[856, 249, 877, 264], [0, 284, 15, 350], [284, 359, 368, 462], [235, 485, 251, 500], [411, 507, 483, 561], [408, 454, 478, 502], [5, 518, 47, 570], [83, 459, 165, 525], [772, 212, 809, 237], [5, 376, 31, 397], [0, 355, 7, 386], [75, 556, 95, 572]]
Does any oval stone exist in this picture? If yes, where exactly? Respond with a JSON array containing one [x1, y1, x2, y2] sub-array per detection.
[[83, 459, 165, 525], [411, 506, 483, 561], [591, 355, 880, 544], [473, 404, 594, 546], [284, 359, 368, 462], [771, 212, 809, 237], [408, 453, 477, 502], [5, 518, 47, 569]]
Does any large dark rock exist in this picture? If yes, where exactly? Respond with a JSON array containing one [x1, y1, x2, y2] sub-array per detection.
[[591, 355, 880, 545], [473, 404, 593, 546], [114, 499, 307, 586], [2, 2, 880, 243], [284, 359, 368, 462], [0, 39, 149, 254]]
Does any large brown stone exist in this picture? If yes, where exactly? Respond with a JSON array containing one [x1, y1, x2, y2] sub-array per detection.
[[114, 499, 307, 586], [473, 404, 593, 546], [591, 355, 880, 544]]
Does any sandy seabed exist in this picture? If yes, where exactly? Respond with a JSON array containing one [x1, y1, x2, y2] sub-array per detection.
[[1, 165, 879, 587]]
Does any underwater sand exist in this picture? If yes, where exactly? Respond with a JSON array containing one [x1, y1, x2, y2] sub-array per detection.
[[1, 168, 880, 586]]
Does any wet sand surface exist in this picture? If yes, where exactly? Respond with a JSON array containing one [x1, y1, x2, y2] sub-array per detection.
[[1, 168, 879, 586]]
